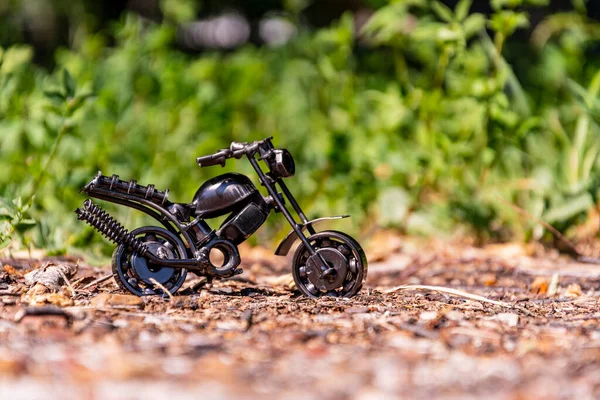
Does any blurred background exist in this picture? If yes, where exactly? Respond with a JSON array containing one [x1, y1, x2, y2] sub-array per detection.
[[1, 0, 600, 257]]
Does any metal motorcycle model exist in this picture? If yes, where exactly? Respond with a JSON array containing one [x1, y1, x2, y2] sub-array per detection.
[[75, 137, 367, 298]]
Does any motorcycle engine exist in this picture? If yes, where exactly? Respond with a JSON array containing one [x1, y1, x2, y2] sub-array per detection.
[[218, 193, 269, 244]]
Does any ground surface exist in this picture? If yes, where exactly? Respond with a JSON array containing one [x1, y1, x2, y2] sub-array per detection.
[[2, 233, 600, 399]]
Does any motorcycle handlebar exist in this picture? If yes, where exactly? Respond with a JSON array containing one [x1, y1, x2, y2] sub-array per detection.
[[196, 149, 230, 167], [196, 137, 272, 168]]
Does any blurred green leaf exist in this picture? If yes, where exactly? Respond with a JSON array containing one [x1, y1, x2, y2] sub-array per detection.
[[44, 90, 66, 102], [63, 69, 76, 98], [67, 93, 95, 115], [160, 0, 198, 23], [0, 45, 32, 73], [489, 11, 530, 36], [463, 14, 486, 37], [431, 1, 455, 23], [543, 193, 594, 223], [455, 0, 472, 21]]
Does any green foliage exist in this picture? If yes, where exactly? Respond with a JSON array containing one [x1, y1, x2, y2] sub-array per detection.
[[2, 0, 600, 254], [359, 0, 600, 241], [0, 197, 35, 250]]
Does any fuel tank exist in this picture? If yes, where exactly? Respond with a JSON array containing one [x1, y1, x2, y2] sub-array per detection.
[[192, 173, 259, 219]]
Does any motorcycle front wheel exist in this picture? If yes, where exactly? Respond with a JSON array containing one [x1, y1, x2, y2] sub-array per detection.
[[112, 226, 188, 297], [291, 230, 368, 298]]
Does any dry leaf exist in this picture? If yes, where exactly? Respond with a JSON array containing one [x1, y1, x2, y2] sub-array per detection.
[[484, 243, 527, 258], [3, 265, 26, 277], [482, 273, 497, 286], [565, 283, 582, 298], [22, 292, 74, 307], [24, 262, 77, 291], [28, 282, 50, 294], [531, 277, 548, 294], [0, 357, 26, 376]]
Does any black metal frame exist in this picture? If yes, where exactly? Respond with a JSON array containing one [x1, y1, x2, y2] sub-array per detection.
[[85, 188, 193, 248], [81, 138, 322, 270], [109, 138, 324, 267], [82, 187, 216, 271], [78, 137, 366, 295]]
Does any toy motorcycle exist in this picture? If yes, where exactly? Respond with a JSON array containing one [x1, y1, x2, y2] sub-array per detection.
[[75, 137, 367, 298]]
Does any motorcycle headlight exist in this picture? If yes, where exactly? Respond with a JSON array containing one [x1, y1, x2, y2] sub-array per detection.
[[269, 149, 295, 178]]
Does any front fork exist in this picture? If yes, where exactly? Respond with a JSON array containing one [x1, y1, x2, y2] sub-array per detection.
[[278, 180, 316, 236], [247, 156, 327, 270]]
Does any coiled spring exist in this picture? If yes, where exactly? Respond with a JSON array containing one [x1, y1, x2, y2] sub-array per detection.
[[75, 199, 147, 254]]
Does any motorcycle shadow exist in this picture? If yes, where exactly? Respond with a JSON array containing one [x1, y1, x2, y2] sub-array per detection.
[[178, 276, 300, 299]]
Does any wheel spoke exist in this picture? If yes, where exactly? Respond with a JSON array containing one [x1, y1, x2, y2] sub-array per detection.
[[337, 244, 351, 256], [143, 287, 155, 295], [306, 283, 319, 296], [343, 281, 355, 293], [348, 257, 358, 274], [298, 265, 307, 278]]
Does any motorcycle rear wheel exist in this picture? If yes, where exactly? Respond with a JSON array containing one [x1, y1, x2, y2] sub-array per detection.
[[112, 226, 188, 297]]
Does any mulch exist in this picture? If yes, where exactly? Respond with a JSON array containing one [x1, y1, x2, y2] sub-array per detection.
[[1, 235, 600, 399]]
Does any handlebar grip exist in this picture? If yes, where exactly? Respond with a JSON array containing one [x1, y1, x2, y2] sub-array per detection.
[[196, 156, 226, 167], [196, 150, 229, 167]]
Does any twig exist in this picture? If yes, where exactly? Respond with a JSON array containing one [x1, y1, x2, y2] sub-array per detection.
[[149, 278, 174, 301], [512, 304, 535, 317], [528, 297, 575, 304], [384, 284, 511, 306], [577, 255, 600, 265], [384, 284, 536, 316], [14, 306, 72, 324], [0, 291, 21, 296], [57, 268, 76, 298], [65, 306, 207, 324], [81, 273, 114, 290], [497, 197, 581, 257]]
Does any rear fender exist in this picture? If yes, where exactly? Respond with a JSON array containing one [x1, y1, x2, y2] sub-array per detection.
[[274, 215, 350, 256]]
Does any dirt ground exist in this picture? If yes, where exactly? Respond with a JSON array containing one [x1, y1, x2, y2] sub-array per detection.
[[2, 233, 600, 400]]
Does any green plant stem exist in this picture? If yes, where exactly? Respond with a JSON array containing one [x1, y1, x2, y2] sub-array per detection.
[[393, 47, 410, 88], [28, 117, 68, 203], [494, 32, 505, 55], [479, 30, 531, 116], [435, 47, 450, 88]]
